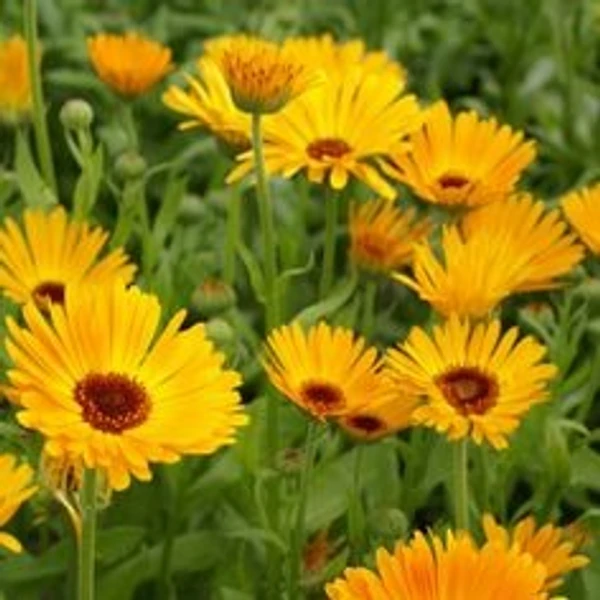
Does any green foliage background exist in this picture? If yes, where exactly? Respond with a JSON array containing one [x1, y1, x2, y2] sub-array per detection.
[[0, 0, 599, 598]]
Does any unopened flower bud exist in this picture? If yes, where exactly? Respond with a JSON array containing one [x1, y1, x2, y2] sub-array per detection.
[[60, 99, 94, 130], [114, 151, 146, 181], [192, 279, 236, 316], [205, 318, 235, 349]]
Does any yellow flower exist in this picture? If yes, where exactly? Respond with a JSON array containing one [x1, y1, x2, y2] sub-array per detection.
[[325, 529, 548, 600], [396, 194, 583, 318], [462, 194, 584, 292], [283, 34, 406, 85], [0, 36, 32, 123], [0, 207, 135, 307], [337, 385, 420, 441], [227, 70, 422, 198], [483, 514, 590, 591], [561, 183, 600, 254], [263, 321, 390, 420], [206, 34, 321, 115], [349, 199, 431, 273], [385, 315, 556, 449], [87, 32, 172, 98], [0, 454, 37, 554], [385, 100, 536, 207], [163, 56, 251, 151], [6, 284, 248, 491]]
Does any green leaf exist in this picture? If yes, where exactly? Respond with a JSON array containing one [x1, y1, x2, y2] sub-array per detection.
[[153, 173, 188, 250], [237, 242, 265, 303], [295, 271, 358, 327], [14, 130, 57, 209]]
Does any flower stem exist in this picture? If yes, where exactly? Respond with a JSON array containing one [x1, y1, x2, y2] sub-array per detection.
[[288, 422, 319, 600], [319, 189, 338, 298], [224, 183, 242, 285], [251, 112, 281, 600], [251, 112, 280, 329], [121, 102, 139, 150], [348, 445, 365, 564], [361, 279, 377, 338], [453, 438, 469, 531], [23, 0, 57, 196], [77, 468, 98, 600]]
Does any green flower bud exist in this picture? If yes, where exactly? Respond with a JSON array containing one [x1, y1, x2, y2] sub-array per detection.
[[59, 99, 94, 130], [205, 317, 235, 349], [192, 279, 237, 317], [369, 508, 409, 540], [114, 151, 147, 181]]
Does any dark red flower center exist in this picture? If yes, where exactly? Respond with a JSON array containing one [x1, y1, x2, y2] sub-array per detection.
[[307, 138, 352, 161], [436, 367, 498, 416], [75, 373, 151, 434], [33, 281, 65, 306], [300, 380, 345, 416], [437, 172, 471, 190], [346, 414, 385, 434]]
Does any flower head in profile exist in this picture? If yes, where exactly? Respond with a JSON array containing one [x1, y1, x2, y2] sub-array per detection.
[[0, 454, 37, 553], [0, 207, 135, 308], [396, 194, 583, 318], [386, 315, 556, 448], [163, 56, 251, 151], [561, 183, 600, 254], [349, 199, 431, 274], [88, 32, 172, 98], [0, 36, 32, 123], [385, 100, 536, 208], [6, 284, 248, 491], [206, 34, 322, 115], [326, 528, 548, 600], [228, 71, 422, 198], [483, 514, 590, 591], [263, 321, 391, 420], [283, 34, 406, 85]]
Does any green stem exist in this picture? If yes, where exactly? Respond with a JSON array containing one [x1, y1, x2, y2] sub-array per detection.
[[23, 0, 57, 196], [251, 112, 281, 600], [121, 103, 139, 150], [288, 422, 319, 600], [319, 189, 338, 298], [156, 468, 181, 600], [453, 439, 469, 531], [77, 469, 98, 600], [251, 113, 279, 329], [348, 445, 365, 564], [361, 280, 377, 338], [224, 183, 242, 285]]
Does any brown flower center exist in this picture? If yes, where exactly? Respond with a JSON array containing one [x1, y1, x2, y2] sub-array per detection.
[[33, 281, 65, 306], [437, 172, 471, 190], [436, 367, 498, 416], [300, 380, 345, 416], [307, 138, 351, 161], [346, 414, 384, 434], [75, 373, 151, 434]]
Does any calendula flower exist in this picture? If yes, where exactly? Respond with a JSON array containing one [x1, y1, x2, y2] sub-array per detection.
[[561, 183, 600, 254], [349, 198, 431, 273], [337, 386, 420, 441], [0, 207, 135, 307], [385, 315, 556, 449], [385, 100, 536, 208], [325, 529, 548, 600], [206, 34, 321, 115], [283, 34, 406, 85], [396, 195, 583, 318], [0, 35, 32, 123], [87, 32, 172, 98], [483, 514, 590, 591], [6, 284, 248, 491], [263, 321, 390, 420], [228, 71, 422, 198], [162, 56, 251, 151], [0, 454, 37, 554]]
